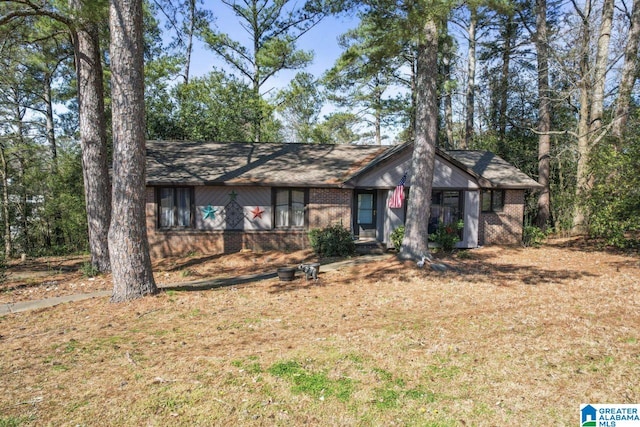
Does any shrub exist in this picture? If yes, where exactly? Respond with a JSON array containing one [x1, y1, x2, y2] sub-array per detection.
[[390, 226, 405, 250], [586, 136, 640, 248], [523, 225, 547, 247], [308, 224, 355, 257], [80, 261, 100, 278], [429, 220, 463, 252]]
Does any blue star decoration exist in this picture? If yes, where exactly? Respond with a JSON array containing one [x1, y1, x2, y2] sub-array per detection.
[[201, 205, 217, 220]]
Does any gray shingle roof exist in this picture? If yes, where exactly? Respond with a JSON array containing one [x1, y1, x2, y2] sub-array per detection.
[[442, 150, 542, 189], [146, 140, 388, 187], [146, 141, 541, 189]]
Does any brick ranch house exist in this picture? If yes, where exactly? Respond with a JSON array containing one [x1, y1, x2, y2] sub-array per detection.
[[145, 140, 542, 258]]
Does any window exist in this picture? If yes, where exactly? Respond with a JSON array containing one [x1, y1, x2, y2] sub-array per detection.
[[274, 188, 307, 228], [158, 187, 194, 228], [481, 190, 505, 213], [429, 191, 463, 235]]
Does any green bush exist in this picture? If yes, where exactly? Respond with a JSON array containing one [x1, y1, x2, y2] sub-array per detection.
[[308, 224, 355, 257], [80, 261, 100, 278], [429, 220, 463, 251], [390, 226, 405, 250], [586, 136, 640, 248], [523, 225, 547, 247]]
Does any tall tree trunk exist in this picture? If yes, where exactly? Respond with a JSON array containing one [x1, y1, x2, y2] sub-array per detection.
[[464, 7, 477, 149], [109, 0, 157, 302], [406, 50, 417, 142], [612, 0, 640, 139], [0, 146, 11, 259], [498, 14, 515, 145], [442, 31, 455, 149], [399, 19, 438, 261], [44, 72, 66, 247], [535, 0, 552, 230], [44, 72, 57, 169], [590, 0, 614, 135], [70, 5, 112, 272], [13, 96, 29, 253], [183, 0, 196, 84], [252, 34, 262, 143], [374, 80, 382, 145], [573, 0, 592, 233], [573, 0, 612, 233]]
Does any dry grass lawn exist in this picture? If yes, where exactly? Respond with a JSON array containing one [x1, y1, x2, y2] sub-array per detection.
[[0, 238, 639, 426]]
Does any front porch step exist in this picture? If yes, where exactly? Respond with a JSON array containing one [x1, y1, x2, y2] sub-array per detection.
[[354, 240, 387, 255]]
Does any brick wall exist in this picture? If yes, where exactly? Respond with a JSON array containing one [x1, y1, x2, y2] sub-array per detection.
[[308, 188, 352, 229], [146, 187, 352, 258], [478, 189, 525, 245]]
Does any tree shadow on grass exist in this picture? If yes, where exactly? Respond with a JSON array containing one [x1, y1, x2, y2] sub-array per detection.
[[456, 261, 599, 287], [163, 245, 613, 296], [289, 251, 602, 290], [155, 253, 234, 273]]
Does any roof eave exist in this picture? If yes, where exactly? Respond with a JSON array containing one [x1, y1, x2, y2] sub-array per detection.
[[146, 180, 347, 189]]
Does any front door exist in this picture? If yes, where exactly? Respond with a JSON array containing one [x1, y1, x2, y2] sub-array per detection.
[[355, 190, 377, 239]]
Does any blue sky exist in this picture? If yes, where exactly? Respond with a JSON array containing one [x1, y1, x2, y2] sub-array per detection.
[[186, 5, 360, 94]]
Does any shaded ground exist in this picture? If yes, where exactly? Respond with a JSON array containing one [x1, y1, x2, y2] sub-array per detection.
[[2, 238, 636, 303], [0, 238, 638, 426], [0, 250, 321, 304]]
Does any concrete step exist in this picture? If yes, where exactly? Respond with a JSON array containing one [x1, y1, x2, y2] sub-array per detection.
[[354, 240, 387, 255]]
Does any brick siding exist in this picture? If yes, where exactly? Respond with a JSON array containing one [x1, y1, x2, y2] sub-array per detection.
[[146, 187, 352, 258], [308, 188, 352, 229], [478, 190, 525, 245]]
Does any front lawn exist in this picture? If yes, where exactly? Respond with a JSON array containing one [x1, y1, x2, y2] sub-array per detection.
[[1, 239, 638, 426]]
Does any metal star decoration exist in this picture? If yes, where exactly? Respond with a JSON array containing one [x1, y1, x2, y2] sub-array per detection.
[[251, 206, 265, 219], [201, 205, 217, 220], [228, 190, 238, 201]]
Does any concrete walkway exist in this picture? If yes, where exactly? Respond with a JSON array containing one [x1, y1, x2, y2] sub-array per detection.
[[0, 254, 392, 316]]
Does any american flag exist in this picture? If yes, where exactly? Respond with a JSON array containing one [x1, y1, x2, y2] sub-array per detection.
[[389, 172, 406, 209]]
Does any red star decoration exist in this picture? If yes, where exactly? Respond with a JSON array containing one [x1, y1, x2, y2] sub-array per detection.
[[251, 206, 265, 219]]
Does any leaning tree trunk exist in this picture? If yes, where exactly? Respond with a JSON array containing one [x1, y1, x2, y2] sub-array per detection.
[[71, 14, 112, 272], [535, 0, 552, 230], [108, 0, 157, 302], [399, 18, 438, 261]]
